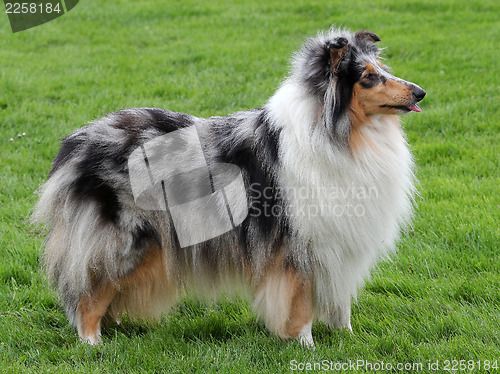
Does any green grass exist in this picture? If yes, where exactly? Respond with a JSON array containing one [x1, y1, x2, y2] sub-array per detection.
[[1, 0, 499, 372]]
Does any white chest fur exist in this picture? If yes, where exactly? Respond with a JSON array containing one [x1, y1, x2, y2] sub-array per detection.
[[267, 82, 416, 322]]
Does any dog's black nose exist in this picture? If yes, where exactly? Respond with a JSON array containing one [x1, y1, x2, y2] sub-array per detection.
[[412, 87, 426, 102]]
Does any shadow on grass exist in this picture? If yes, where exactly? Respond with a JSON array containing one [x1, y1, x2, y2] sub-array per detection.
[[101, 317, 153, 340], [99, 299, 266, 344]]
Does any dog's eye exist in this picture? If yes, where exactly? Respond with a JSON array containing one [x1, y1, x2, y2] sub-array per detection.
[[363, 73, 377, 80]]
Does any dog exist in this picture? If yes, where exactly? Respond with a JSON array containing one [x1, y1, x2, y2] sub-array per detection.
[[33, 27, 425, 347]]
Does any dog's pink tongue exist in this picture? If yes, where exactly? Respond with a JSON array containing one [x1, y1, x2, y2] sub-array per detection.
[[408, 104, 422, 112]]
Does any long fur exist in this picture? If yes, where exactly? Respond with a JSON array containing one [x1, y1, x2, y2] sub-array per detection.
[[33, 27, 422, 344]]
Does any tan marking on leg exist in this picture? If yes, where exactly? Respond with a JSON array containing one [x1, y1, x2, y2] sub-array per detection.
[[119, 247, 166, 289], [253, 257, 314, 347], [77, 247, 169, 344], [77, 281, 117, 345], [109, 246, 173, 320], [284, 273, 313, 339]]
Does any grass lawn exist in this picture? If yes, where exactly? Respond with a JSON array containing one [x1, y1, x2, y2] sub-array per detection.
[[0, 0, 499, 372]]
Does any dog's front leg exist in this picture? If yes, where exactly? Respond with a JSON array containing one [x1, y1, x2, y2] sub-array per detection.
[[328, 301, 352, 331]]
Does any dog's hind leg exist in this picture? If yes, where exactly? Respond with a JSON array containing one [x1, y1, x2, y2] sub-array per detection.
[[254, 264, 315, 348], [76, 281, 117, 345], [108, 246, 174, 322], [76, 246, 173, 344]]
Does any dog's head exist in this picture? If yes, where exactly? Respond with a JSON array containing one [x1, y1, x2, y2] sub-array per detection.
[[294, 28, 426, 120]]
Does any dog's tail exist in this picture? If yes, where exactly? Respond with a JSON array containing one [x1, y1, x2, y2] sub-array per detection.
[[31, 122, 148, 326], [33, 152, 91, 325]]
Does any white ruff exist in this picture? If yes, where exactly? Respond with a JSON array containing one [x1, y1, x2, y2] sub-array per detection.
[[267, 79, 415, 325]]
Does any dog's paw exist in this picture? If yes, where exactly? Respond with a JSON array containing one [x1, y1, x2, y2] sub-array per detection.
[[80, 332, 102, 345], [298, 321, 315, 349]]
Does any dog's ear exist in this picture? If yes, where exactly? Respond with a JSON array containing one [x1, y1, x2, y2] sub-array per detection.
[[327, 37, 348, 73], [355, 30, 381, 43]]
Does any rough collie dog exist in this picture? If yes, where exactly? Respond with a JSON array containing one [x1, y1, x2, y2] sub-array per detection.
[[33, 27, 425, 347]]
